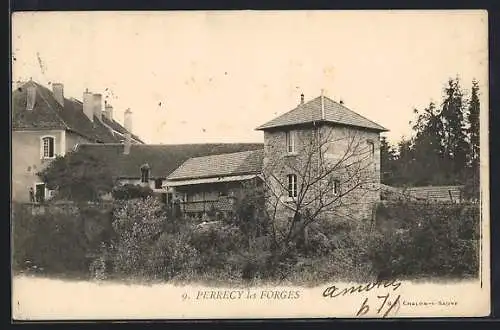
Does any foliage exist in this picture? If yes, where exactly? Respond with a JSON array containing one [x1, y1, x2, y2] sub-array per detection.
[[111, 184, 154, 200], [110, 197, 165, 275], [372, 201, 479, 279], [37, 151, 115, 201], [12, 203, 92, 275], [381, 78, 481, 188]]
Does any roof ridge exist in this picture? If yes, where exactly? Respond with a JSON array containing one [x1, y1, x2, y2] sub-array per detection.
[[35, 83, 71, 131], [184, 148, 262, 160], [324, 96, 387, 130]]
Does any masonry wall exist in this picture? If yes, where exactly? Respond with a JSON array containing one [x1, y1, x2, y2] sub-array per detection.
[[262, 123, 381, 222], [12, 130, 65, 202], [65, 131, 93, 153]]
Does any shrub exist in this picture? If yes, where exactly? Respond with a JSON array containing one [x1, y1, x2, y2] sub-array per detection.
[[371, 202, 480, 279], [12, 203, 91, 275], [145, 231, 200, 280], [112, 184, 154, 200], [110, 197, 166, 276]]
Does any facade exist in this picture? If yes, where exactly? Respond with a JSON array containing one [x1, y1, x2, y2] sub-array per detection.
[[12, 80, 143, 202], [256, 92, 387, 221], [165, 92, 387, 221]]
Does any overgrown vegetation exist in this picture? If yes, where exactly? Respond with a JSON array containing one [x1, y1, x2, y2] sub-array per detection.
[[12, 197, 479, 284], [37, 151, 115, 201]]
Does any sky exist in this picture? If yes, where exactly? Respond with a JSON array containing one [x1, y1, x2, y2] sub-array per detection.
[[12, 10, 488, 145]]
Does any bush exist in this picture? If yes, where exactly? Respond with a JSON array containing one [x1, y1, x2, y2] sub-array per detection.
[[112, 184, 154, 200], [145, 231, 200, 280], [110, 197, 165, 276], [370, 202, 480, 279], [12, 203, 92, 276]]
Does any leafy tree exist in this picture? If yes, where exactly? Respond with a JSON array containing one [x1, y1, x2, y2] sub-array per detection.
[[441, 78, 469, 180], [112, 184, 154, 200], [463, 79, 480, 201], [37, 151, 115, 202], [467, 79, 480, 167], [380, 136, 397, 185], [411, 102, 447, 185]]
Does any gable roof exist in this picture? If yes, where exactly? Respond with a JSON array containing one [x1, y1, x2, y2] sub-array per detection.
[[101, 115, 144, 144], [167, 149, 264, 181], [12, 81, 142, 143], [74, 143, 264, 179], [255, 95, 388, 132]]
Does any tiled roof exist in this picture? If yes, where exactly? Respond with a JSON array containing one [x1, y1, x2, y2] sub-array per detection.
[[75, 143, 264, 179], [101, 115, 144, 144], [12, 81, 139, 144], [405, 185, 464, 202], [167, 149, 264, 180], [256, 95, 388, 132], [381, 184, 464, 202]]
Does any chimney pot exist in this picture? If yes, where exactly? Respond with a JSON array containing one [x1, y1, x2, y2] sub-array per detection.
[[52, 83, 64, 106], [300, 93, 304, 105], [104, 101, 113, 120]]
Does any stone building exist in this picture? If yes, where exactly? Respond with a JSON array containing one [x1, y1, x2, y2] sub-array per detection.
[[164, 92, 387, 221], [12, 80, 143, 202], [255, 92, 388, 221]]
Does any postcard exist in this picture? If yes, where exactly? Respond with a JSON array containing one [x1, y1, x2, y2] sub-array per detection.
[[11, 10, 490, 320]]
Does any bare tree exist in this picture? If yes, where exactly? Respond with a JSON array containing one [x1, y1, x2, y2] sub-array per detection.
[[256, 125, 379, 252]]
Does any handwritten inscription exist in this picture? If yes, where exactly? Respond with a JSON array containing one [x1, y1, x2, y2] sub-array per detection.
[[323, 279, 402, 299], [356, 293, 401, 318]]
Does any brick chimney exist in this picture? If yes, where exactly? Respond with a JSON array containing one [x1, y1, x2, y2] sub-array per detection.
[[26, 85, 36, 111], [123, 109, 133, 155], [124, 108, 133, 133], [83, 89, 94, 122], [104, 101, 113, 120], [52, 83, 64, 106], [93, 93, 103, 121], [300, 93, 304, 105]]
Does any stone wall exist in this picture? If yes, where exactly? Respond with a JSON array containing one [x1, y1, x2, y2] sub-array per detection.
[[262, 123, 381, 222]]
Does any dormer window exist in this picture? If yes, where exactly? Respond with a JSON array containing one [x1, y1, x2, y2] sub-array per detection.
[[140, 164, 150, 183], [41, 136, 55, 159], [286, 131, 295, 154]]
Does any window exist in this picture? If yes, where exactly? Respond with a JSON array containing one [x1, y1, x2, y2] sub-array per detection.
[[367, 140, 375, 158], [41, 136, 55, 159], [140, 164, 150, 183], [286, 131, 295, 153], [287, 174, 297, 198], [154, 179, 162, 189], [35, 183, 46, 203], [332, 179, 340, 196]]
